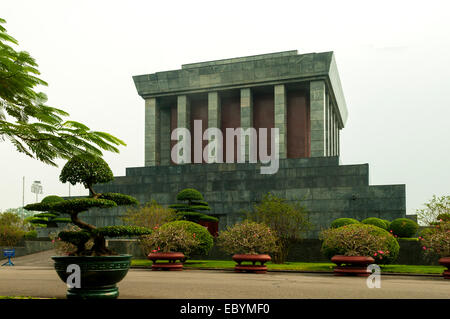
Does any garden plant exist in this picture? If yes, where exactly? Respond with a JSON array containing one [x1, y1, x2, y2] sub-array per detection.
[[246, 193, 311, 263]]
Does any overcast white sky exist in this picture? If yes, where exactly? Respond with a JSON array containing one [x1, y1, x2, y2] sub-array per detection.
[[1, 0, 449, 215]]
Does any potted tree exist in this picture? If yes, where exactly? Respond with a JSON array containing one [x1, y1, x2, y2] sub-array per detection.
[[217, 220, 278, 274], [141, 222, 200, 271], [421, 220, 450, 279], [25, 154, 152, 299], [320, 224, 400, 276]]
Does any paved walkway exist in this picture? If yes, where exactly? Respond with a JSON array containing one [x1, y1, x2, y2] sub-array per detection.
[[0, 251, 449, 299]]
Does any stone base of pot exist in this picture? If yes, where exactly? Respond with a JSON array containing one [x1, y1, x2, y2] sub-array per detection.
[[331, 255, 375, 277], [232, 254, 271, 274], [148, 252, 185, 271], [52, 254, 132, 299], [438, 257, 450, 279]]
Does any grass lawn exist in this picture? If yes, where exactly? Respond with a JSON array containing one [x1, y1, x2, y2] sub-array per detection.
[[131, 259, 445, 275]]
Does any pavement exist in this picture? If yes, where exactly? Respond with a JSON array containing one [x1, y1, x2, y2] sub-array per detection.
[[0, 250, 449, 299]]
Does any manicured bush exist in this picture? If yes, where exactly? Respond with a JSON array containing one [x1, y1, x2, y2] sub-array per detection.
[[421, 221, 450, 258], [176, 188, 204, 202], [362, 217, 388, 230], [160, 220, 213, 256], [139, 223, 198, 255], [381, 219, 391, 230], [320, 224, 399, 264], [389, 218, 418, 238], [330, 218, 360, 228], [217, 221, 278, 255]]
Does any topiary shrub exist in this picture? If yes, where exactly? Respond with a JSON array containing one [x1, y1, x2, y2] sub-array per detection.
[[25, 195, 70, 228], [421, 221, 450, 258], [389, 218, 418, 238], [217, 221, 278, 255], [27, 155, 150, 256], [381, 219, 391, 230], [362, 217, 388, 230], [330, 218, 360, 228], [160, 220, 213, 256], [320, 224, 399, 264]]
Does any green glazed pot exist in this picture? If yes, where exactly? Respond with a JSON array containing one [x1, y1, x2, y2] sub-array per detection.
[[52, 255, 132, 299]]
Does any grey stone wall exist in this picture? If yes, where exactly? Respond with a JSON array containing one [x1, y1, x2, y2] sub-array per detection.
[[86, 156, 406, 239]]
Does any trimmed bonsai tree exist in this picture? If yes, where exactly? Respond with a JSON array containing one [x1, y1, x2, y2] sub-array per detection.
[[169, 188, 218, 223], [44, 154, 152, 256], [25, 195, 71, 228]]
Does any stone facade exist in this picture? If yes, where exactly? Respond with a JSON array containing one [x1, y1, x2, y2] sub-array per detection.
[[82, 50, 406, 238]]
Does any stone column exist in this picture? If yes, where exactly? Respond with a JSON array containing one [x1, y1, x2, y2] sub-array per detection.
[[208, 91, 221, 162], [274, 84, 287, 159], [240, 88, 253, 161], [325, 93, 331, 156], [144, 97, 160, 166], [177, 95, 190, 130], [310, 81, 327, 157], [176, 95, 190, 164], [160, 107, 171, 165], [208, 92, 221, 129]]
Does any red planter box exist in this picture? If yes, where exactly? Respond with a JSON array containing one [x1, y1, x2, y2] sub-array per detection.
[[232, 254, 271, 274], [439, 257, 450, 279], [331, 255, 375, 277], [147, 252, 185, 271]]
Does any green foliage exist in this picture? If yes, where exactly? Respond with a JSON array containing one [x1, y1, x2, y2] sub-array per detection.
[[361, 217, 388, 230], [0, 225, 25, 247], [417, 195, 450, 226], [51, 198, 117, 215], [330, 218, 360, 228], [140, 223, 199, 254], [94, 225, 152, 238], [41, 195, 64, 204], [51, 217, 71, 223], [320, 224, 399, 264], [121, 200, 176, 229], [59, 154, 114, 191], [389, 218, 418, 238], [170, 188, 217, 227], [160, 220, 213, 256], [175, 211, 219, 223], [421, 221, 450, 258], [58, 230, 90, 247], [381, 219, 391, 230], [98, 193, 139, 206], [437, 213, 450, 223], [246, 193, 311, 263], [0, 18, 126, 166], [217, 221, 278, 255], [23, 230, 37, 240], [176, 188, 204, 201]]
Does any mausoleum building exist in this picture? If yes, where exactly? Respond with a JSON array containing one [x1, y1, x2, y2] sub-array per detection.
[[89, 50, 406, 238]]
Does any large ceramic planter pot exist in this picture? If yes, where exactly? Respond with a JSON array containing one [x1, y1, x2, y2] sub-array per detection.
[[232, 254, 271, 274], [147, 252, 185, 271], [52, 255, 132, 299], [331, 255, 375, 277], [438, 257, 450, 279]]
